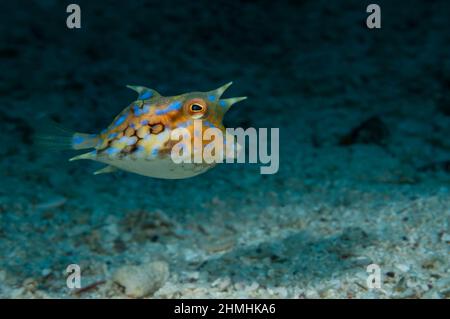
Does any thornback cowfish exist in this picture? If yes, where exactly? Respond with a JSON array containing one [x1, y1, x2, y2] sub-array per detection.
[[37, 82, 246, 179]]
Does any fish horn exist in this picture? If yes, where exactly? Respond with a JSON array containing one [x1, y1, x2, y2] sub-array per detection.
[[219, 96, 247, 110], [209, 82, 233, 99]]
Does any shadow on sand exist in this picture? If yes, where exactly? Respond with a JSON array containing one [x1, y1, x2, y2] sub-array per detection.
[[199, 226, 376, 288]]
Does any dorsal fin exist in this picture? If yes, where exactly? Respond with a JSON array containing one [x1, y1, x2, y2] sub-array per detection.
[[126, 85, 161, 100]]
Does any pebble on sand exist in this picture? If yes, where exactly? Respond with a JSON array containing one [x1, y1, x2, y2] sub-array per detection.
[[113, 261, 169, 298]]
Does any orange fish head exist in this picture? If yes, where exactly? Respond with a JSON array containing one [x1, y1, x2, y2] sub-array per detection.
[[161, 82, 247, 130]]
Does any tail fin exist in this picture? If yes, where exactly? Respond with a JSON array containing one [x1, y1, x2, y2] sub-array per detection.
[[34, 117, 99, 151]]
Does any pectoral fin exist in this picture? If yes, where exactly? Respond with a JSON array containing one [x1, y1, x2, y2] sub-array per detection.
[[69, 151, 96, 161]]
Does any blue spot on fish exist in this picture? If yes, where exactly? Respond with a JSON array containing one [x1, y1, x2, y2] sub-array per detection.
[[72, 135, 84, 145], [157, 132, 168, 141], [106, 147, 120, 155], [115, 114, 127, 126], [219, 100, 227, 108], [108, 132, 118, 139], [134, 145, 146, 158], [126, 137, 137, 146], [155, 101, 182, 115], [178, 120, 192, 128], [134, 145, 144, 156], [203, 121, 215, 128], [148, 146, 159, 158], [118, 136, 136, 146], [133, 103, 150, 116], [141, 120, 149, 125], [133, 104, 141, 116], [139, 91, 152, 100], [208, 95, 216, 102], [142, 104, 150, 114]]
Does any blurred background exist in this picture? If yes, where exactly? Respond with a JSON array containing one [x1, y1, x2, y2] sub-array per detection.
[[0, 0, 449, 298]]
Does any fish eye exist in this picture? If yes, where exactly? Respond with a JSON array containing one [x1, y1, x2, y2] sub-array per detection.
[[190, 104, 203, 112], [189, 103, 205, 113], [186, 99, 207, 117]]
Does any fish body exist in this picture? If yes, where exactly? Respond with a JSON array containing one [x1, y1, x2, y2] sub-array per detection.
[[63, 82, 246, 179]]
